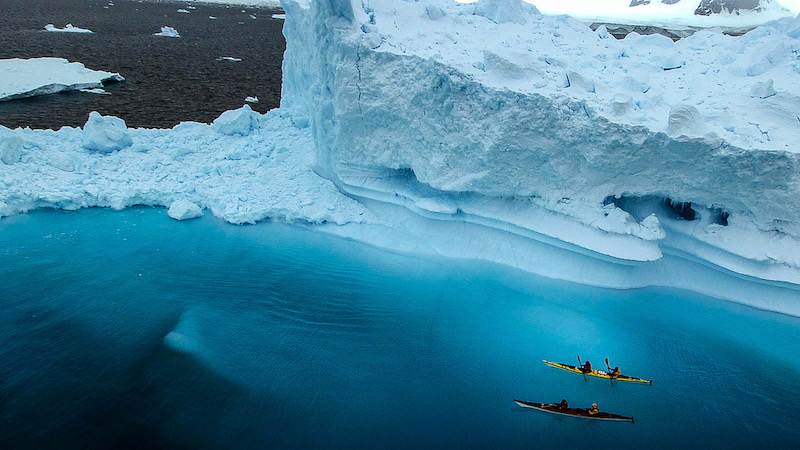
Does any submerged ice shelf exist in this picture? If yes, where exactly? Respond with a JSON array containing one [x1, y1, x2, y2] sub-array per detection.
[[2, 0, 800, 314]]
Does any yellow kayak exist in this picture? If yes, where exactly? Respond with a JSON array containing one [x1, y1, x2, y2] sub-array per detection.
[[543, 360, 652, 385]]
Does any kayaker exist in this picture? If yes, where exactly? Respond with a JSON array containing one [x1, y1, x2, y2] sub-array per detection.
[[581, 360, 592, 373], [557, 399, 569, 410], [610, 366, 620, 378], [588, 403, 600, 415]]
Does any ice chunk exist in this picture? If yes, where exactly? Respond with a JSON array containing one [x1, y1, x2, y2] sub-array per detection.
[[154, 26, 180, 38], [473, 0, 541, 25], [0, 127, 23, 165], [212, 104, 259, 136], [168, 200, 203, 221], [667, 104, 707, 137], [749, 79, 777, 98], [81, 111, 133, 153], [44, 23, 93, 33]]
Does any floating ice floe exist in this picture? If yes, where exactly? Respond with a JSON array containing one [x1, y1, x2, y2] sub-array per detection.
[[178, 9, 190, 14], [217, 56, 242, 62], [245, 96, 259, 103], [0, 58, 123, 102], [44, 23, 93, 34], [154, 26, 180, 38], [79, 88, 111, 95]]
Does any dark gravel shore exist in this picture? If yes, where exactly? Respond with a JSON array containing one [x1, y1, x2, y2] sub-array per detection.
[[0, 0, 285, 129]]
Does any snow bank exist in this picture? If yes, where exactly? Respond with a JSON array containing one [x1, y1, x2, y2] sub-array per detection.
[[0, 58, 123, 102]]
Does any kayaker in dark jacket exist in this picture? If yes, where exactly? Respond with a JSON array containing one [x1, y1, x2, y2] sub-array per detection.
[[581, 360, 592, 373], [557, 399, 569, 410], [610, 366, 620, 378]]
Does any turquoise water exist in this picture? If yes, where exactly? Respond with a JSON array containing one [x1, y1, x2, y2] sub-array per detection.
[[1, 208, 799, 448]]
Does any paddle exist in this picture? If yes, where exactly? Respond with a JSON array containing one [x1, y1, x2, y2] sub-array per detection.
[[605, 357, 614, 386], [577, 355, 587, 381]]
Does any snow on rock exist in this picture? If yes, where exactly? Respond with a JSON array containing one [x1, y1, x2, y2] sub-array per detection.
[[0, 58, 123, 102], [154, 26, 180, 38], [44, 23, 94, 33], [168, 200, 203, 220], [212, 104, 260, 136], [82, 112, 133, 153]]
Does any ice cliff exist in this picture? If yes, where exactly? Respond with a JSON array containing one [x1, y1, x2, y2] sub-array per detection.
[[2, 0, 800, 313]]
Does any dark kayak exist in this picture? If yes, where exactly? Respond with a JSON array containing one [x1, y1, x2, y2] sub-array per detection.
[[514, 400, 635, 423]]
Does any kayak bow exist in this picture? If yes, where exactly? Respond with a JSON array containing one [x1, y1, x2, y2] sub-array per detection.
[[513, 400, 635, 423], [542, 360, 652, 385]]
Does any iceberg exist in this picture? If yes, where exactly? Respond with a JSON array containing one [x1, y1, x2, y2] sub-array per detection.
[[279, 0, 800, 311], [1, 0, 800, 314], [154, 26, 180, 38], [44, 23, 94, 34]]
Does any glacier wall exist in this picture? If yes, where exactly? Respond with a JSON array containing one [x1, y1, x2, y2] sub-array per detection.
[[280, 0, 800, 307]]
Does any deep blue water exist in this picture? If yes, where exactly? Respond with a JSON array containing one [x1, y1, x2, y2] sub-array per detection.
[[1, 208, 799, 448]]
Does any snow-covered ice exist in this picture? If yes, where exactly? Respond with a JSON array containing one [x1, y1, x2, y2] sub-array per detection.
[[0, 58, 123, 102], [2, 0, 800, 314], [44, 23, 94, 34]]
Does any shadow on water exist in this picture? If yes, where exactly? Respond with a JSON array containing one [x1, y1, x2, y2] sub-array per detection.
[[0, 307, 301, 450], [0, 0, 286, 129]]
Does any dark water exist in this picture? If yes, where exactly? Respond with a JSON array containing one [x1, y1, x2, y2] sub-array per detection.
[[0, 0, 285, 129], [1, 208, 799, 448]]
